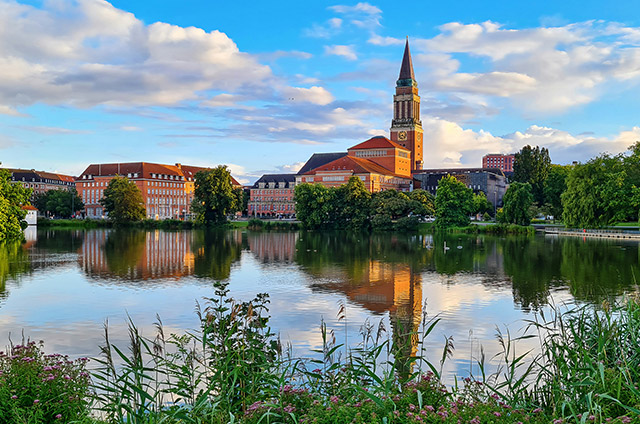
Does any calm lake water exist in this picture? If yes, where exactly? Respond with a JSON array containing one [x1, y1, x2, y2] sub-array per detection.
[[1, 228, 639, 380]]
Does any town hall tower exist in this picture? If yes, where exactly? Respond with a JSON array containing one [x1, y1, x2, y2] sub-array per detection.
[[390, 38, 423, 171]]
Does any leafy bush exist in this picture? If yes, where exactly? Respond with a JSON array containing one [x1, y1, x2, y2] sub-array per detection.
[[394, 216, 420, 232], [371, 214, 393, 231], [0, 341, 92, 423]]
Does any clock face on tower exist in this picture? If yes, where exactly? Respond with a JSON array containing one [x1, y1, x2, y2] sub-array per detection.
[[398, 131, 407, 141]]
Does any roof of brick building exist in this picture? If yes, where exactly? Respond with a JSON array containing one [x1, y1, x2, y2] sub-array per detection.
[[348, 136, 407, 151]]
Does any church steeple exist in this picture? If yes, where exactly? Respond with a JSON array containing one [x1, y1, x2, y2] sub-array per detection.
[[390, 38, 423, 172], [397, 38, 416, 87]]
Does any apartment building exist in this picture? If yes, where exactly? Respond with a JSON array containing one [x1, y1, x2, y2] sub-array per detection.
[[76, 162, 240, 219]]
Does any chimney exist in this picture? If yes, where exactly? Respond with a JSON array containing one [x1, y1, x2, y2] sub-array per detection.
[[175, 163, 182, 169]]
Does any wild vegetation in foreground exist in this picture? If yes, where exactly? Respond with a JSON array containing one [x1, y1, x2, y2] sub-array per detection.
[[1, 283, 639, 423]]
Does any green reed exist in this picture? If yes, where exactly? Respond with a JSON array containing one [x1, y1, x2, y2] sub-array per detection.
[[26, 284, 639, 423]]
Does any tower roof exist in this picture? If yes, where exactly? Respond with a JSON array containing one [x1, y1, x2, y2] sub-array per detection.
[[397, 38, 417, 87], [398, 38, 415, 81]]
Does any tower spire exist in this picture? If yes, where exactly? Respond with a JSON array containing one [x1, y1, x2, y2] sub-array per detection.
[[397, 37, 416, 84]]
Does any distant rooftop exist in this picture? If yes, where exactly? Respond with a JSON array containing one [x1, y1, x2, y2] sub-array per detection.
[[414, 167, 506, 177], [348, 136, 407, 151], [296, 152, 347, 175]]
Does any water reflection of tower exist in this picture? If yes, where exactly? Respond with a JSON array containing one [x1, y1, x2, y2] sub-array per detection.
[[248, 232, 299, 262], [80, 230, 196, 281], [310, 261, 422, 376]]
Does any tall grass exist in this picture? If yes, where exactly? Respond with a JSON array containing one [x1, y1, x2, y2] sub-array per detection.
[[35, 285, 640, 423]]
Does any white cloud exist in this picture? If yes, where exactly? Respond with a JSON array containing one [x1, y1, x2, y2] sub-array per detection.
[[0, 104, 25, 116], [435, 72, 537, 97], [324, 45, 358, 61], [303, 18, 343, 38], [0, 0, 273, 109], [368, 34, 404, 46], [279, 161, 306, 173], [328, 18, 343, 29], [120, 126, 142, 131], [281, 86, 335, 105], [421, 118, 640, 168], [201, 93, 246, 108], [413, 20, 640, 114], [328, 2, 382, 28]]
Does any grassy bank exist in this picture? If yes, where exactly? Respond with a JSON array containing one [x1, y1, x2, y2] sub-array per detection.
[[2, 283, 639, 423], [36, 218, 255, 231], [247, 218, 300, 231], [418, 222, 536, 235]]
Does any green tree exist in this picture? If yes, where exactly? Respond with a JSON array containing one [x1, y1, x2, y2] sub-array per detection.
[[100, 176, 146, 224], [472, 192, 492, 216], [34, 188, 84, 218], [192, 166, 240, 226], [543, 165, 571, 222], [434, 175, 473, 228], [513, 145, 551, 204], [408, 189, 435, 217], [502, 182, 534, 226], [335, 177, 371, 230], [0, 169, 32, 242], [371, 189, 412, 220], [561, 153, 635, 228], [294, 183, 335, 230]]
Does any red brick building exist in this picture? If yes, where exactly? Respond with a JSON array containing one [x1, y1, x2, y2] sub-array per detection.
[[482, 154, 515, 173], [248, 174, 296, 218], [297, 136, 413, 192], [76, 162, 240, 219]]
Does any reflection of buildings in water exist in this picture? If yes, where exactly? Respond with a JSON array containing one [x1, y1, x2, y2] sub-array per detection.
[[248, 232, 298, 262], [310, 261, 422, 375], [23, 226, 37, 247], [80, 230, 196, 281]]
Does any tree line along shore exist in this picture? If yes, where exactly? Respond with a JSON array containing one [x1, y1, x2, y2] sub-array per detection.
[[2, 142, 640, 242]]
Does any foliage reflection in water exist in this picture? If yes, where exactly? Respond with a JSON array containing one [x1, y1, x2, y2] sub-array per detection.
[[0, 228, 638, 381]]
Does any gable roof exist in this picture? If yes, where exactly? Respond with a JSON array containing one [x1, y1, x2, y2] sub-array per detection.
[[78, 162, 241, 186], [252, 174, 296, 188], [348, 136, 407, 151], [296, 152, 347, 175], [303, 155, 409, 179]]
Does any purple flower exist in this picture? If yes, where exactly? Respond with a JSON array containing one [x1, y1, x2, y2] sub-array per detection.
[[33, 399, 40, 404], [11, 395, 17, 400], [55, 414, 62, 419]]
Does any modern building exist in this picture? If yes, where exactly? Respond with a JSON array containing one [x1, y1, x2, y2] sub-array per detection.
[[413, 168, 508, 208], [482, 154, 515, 173], [76, 162, 240, 219], [4, 168, 76, 198], [248, 174, 296, 218]]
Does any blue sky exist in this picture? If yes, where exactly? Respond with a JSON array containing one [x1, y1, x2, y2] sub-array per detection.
[[1, 0, 640, 183]]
